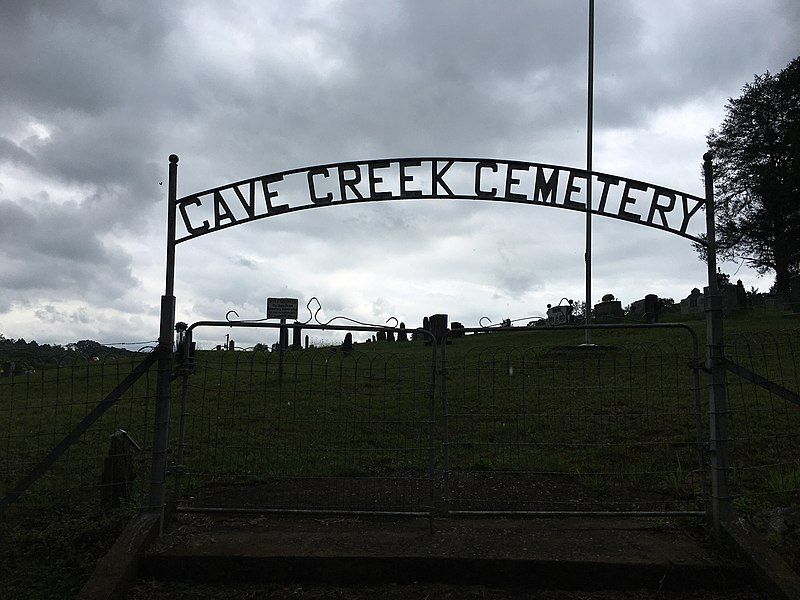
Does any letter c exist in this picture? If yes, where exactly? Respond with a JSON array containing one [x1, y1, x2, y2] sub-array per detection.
[[308, 168, 333, 204], [178, 196, 210, 236], [475, 161, 498, 198]]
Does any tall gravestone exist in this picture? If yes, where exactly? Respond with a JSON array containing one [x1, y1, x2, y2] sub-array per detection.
[[398, 322, 408, 342], [377, 330, 386, 342], [420, 316, 429, 342], [429, 314, 448, 344], [735, 280, 747, 308], [644, 294, 660, 321], [304, 335, 309, 350], [342, 332, 353, 352], [291, 323, 302, 349]]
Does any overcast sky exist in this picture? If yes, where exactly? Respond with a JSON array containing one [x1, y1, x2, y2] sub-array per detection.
[[1, 0, 798, 348]]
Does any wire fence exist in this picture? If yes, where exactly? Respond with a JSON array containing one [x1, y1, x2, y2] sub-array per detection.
[[0, 351, 157, 519], [1, 326, 798, 523], [725, 329, 800, 514]]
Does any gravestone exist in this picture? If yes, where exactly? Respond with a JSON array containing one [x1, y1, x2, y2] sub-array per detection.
[[451, 322, 465, 338], [546, 303, 572, 325], [292, 323, 302, 349], [415, 316, 430, 342], [429, 314, 448, 344], [342, 332, 353, 352], [593, 299, 624, 323], [387, 330, 395, 342], [398, 322, 408, 342], [304, 335, 309, 350], [644, 294, 660, 321], [735, 279, 747, 308], [228, 340, 235, 351], [680, 288, 704, 315], [377, 330, 386, 342]]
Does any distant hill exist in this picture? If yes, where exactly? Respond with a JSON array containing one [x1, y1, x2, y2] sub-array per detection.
[[0, 336, 136, 374]]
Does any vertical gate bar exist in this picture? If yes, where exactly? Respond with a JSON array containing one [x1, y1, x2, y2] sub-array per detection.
[[438, 330, 449, 517], [430, 331, 441, 519], [173, 371, 190, 502], [703, 151, 731, 535], [148, 154, 179, 526], [278, 318, 286, 384], [689, 333, 709, 516]]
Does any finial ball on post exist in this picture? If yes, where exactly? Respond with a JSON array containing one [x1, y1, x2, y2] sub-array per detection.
[[169, 154, 179, 164]]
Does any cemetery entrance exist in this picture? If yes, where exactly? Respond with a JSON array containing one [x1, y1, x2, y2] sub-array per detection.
[[149, 153, 733, 528], [169, 320, 707, 518]]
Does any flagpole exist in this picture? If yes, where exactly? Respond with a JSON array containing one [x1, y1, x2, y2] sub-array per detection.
[[584, 0, 595, 344]]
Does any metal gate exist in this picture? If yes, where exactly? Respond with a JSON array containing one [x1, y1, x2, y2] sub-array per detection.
[[439, 323, 706, 517], [170, 321, 706, 518], [172, 322, 438, 515]]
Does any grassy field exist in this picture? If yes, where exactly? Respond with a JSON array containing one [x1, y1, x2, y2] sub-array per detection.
[[0, 309, 798, 598]]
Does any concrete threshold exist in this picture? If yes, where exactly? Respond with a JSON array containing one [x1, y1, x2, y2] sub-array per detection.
[[140, 514, 744, 592]]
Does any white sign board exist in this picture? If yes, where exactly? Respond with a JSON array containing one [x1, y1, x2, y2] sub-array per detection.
[[267, 297, 298, 320]]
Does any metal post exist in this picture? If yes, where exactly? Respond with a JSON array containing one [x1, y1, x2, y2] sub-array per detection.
[[436, 332, 448, 520], [703, 151, 731, 535], [278, 317, 286, 383], [584, 0, 595, 345], [148, 154, 179, 525]]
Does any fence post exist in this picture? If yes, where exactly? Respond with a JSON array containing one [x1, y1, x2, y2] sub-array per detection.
[[147, 155, 179, 527], [703, 151, 731, 536]]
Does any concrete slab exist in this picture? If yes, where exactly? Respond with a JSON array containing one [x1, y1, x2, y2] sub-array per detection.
[[140, 514, 743, 591]]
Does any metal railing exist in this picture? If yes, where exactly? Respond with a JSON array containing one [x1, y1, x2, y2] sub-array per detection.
[[169, 321, 708, 518]]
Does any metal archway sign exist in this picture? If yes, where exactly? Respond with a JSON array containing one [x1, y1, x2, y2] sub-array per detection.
[[172, 157, 707, 245], [150, 153, 729, 530]]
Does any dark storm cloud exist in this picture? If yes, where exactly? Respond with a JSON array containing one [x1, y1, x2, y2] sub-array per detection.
[[0, 196, 136, 303], [0, 1, 174, 115], [1, 0, 798, 343]]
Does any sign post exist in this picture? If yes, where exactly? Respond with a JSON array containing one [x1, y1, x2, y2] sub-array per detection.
[[267, 298, 298, 384]]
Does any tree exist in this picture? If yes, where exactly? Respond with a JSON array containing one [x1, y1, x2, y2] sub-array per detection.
[[704, 56, 800, 296]]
